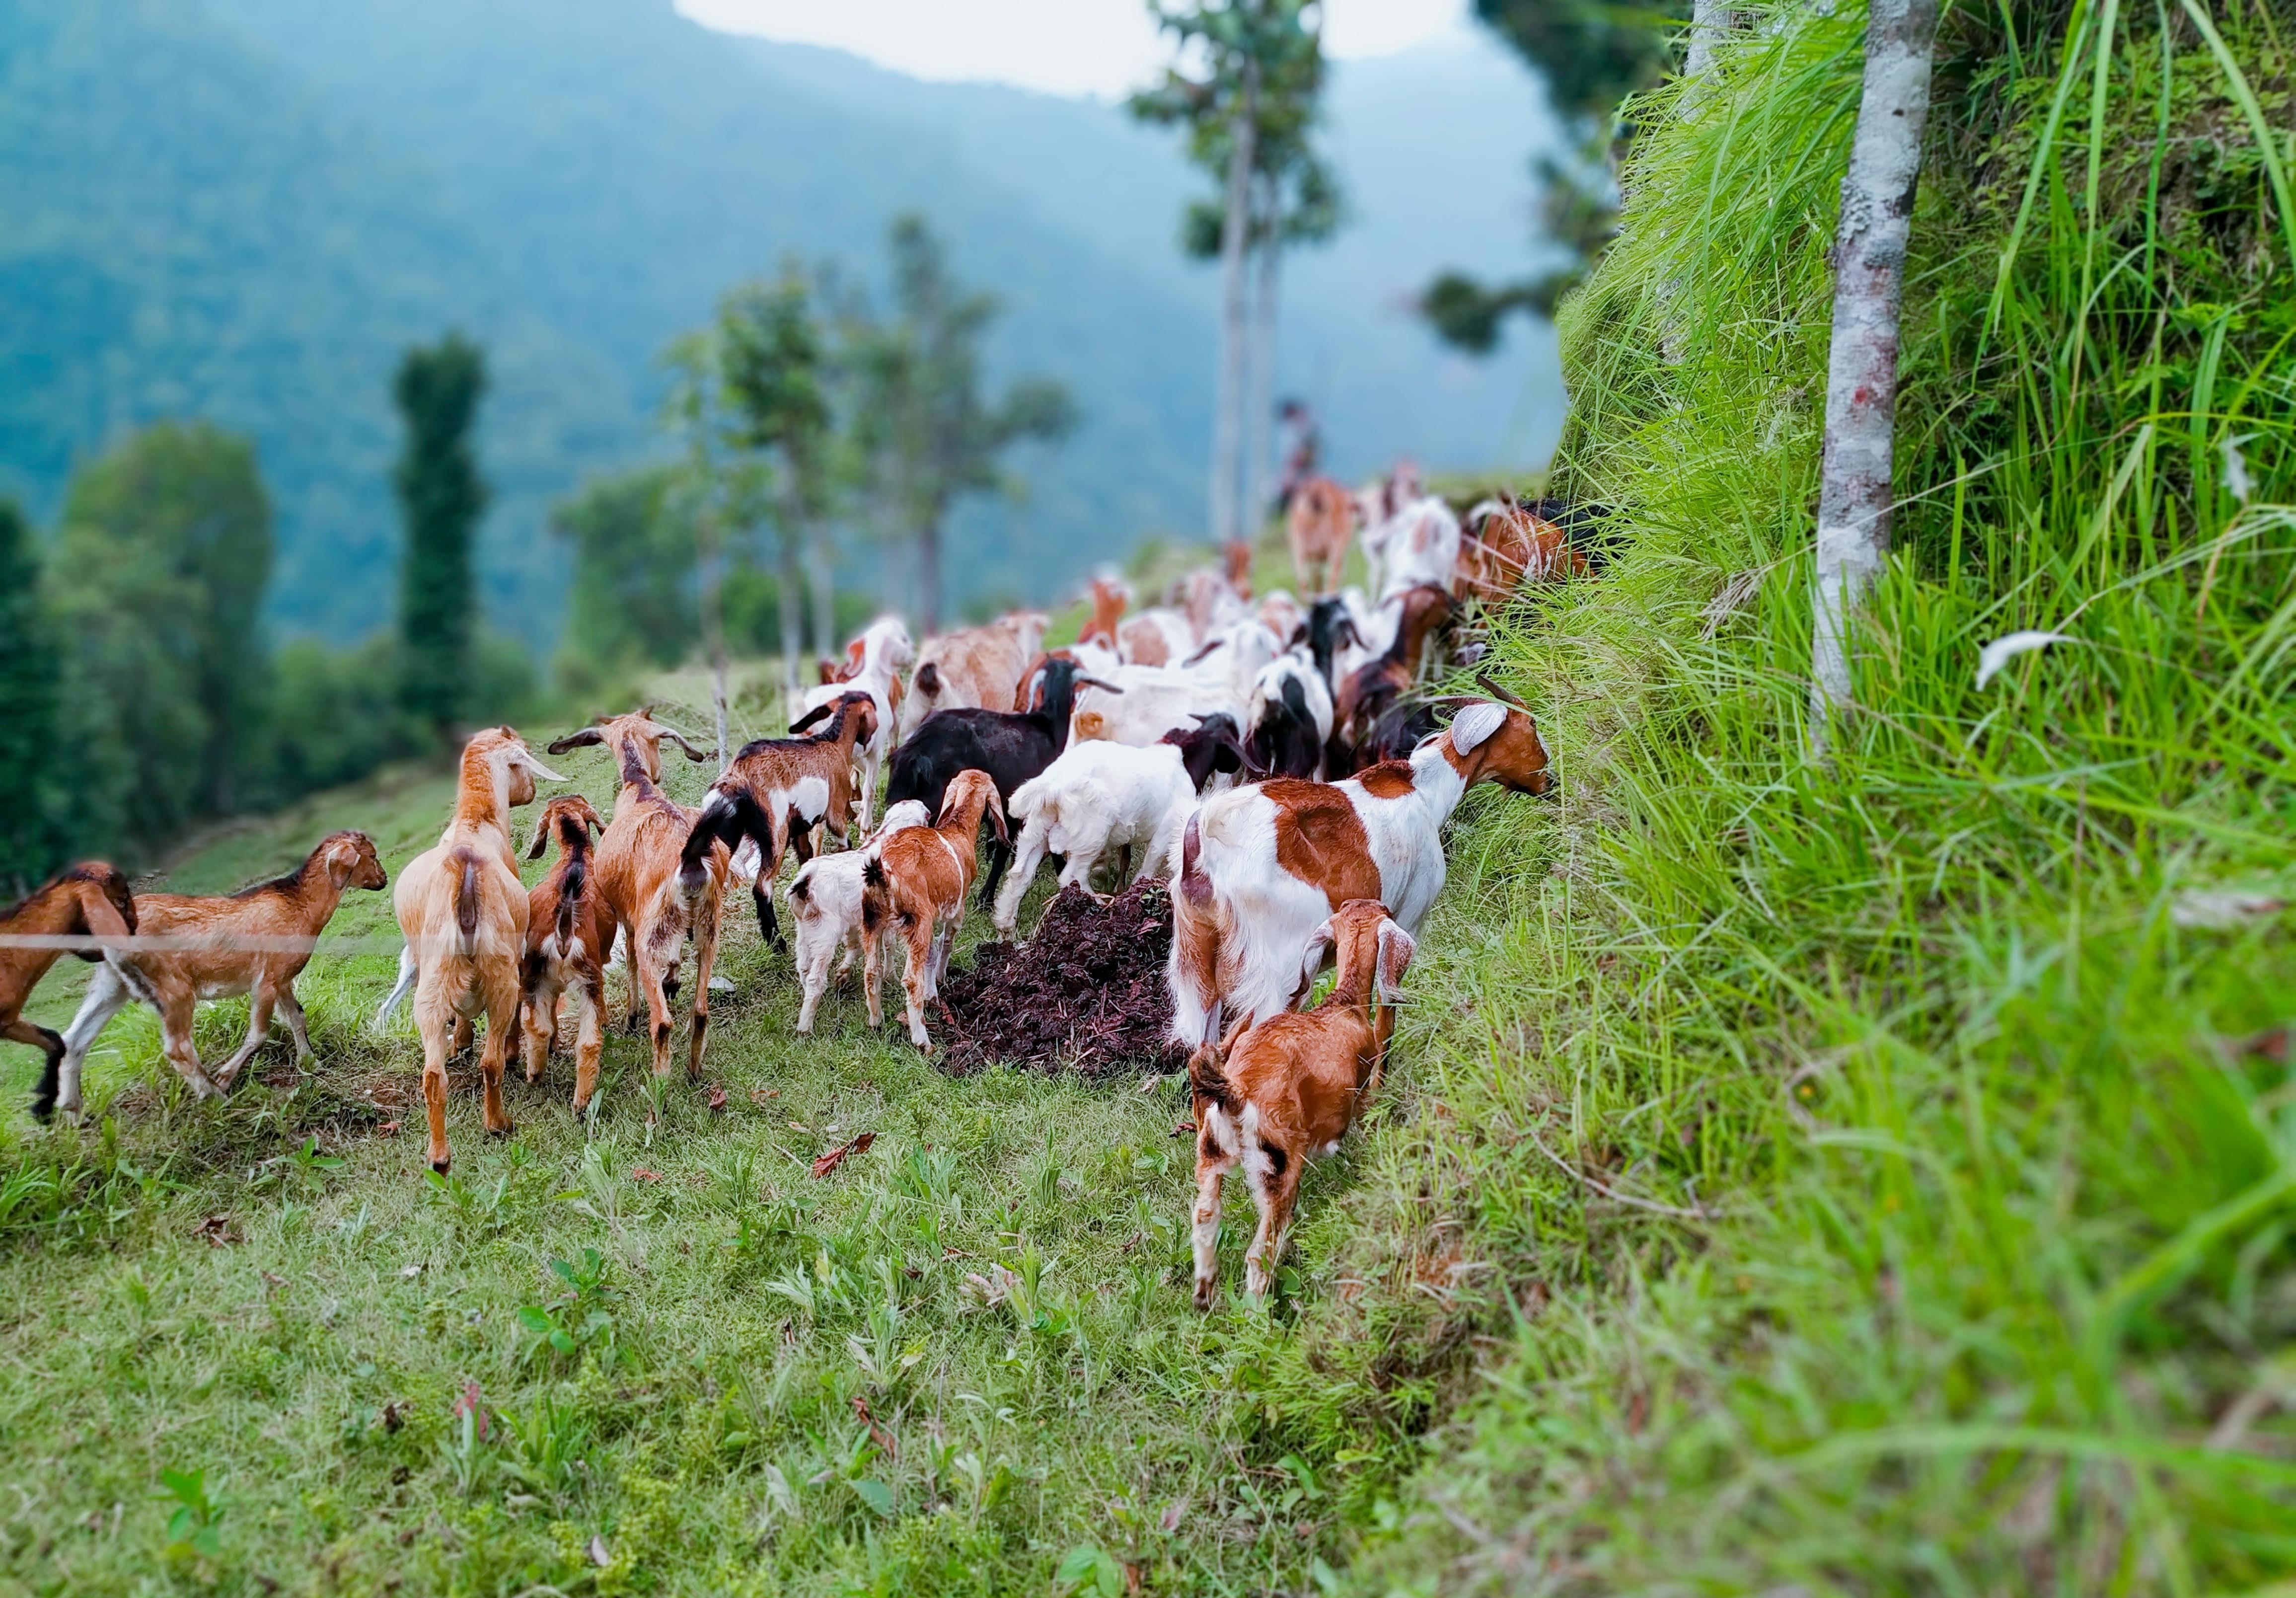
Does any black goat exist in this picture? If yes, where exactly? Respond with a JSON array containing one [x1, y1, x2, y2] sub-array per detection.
[[1164, 712, 1259, 790], [1291, 596, 1364, 699], [1244, 666, 1325, 780], [884, 655, 1120, 907], [1521, 496, 1621, 575]]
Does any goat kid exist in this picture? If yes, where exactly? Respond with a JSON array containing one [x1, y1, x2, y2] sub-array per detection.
[[375, 727, 564, 1173], [56, 833, 387, 1117], [786, 799, 931, 1034], [3, 864, 137, 1122], [992, 713, 1252, 935], [1245, 654, 1334, 780], [518, 794, 613, 1113], [796, 616, 912, 829], [1169, 694, 1549, 1049], [1187, 899, 1414, 1306], [860, 769, 1006, 1053]]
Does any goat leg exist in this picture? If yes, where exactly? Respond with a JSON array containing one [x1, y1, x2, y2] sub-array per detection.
[[1190, 1156, 1230, 1311], [685, 907, 719, 1081], [51, 961, 134, 1120], [210, 981, 279, 1093], [277, 984, 316, 1065], [12, 1019, 68, 1125], [478, 989, 517, 1139], [1244, 1157, 1303, 1300], [571, 978, 603, 1114]]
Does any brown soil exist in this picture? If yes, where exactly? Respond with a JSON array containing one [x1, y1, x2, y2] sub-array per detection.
[[937, 877, 1186, 1078]]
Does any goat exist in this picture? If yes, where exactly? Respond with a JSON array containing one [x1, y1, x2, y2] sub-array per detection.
[[1375, 497, 1463, 602], [1285, 477, 1355, 595], [860, 769, 1007, 1053], [680, 691, 879, 947], [1295, 596, 1366, 700], [1255, 588, 1305, 649], [1168, 689, 1550, 1049], [1071, 621, 1279, 749], [1331, 584, 1456, 767], [2, 863, 137, 1122], [899, 610, 1050, 740], [517, 795, 612, 1114], [884, 655, 1115, 908], [1182, 564, 1252, 643], [796, 616, 912, 830], [1245, 654, 1334, 780], [991, 714, 1253, 935], [1186, 899, 1414, 1307], [786, 799, 931, 1034], [1076, 573, 1132, 652], [1222, 537, 1256, 601], [54, 833, 388, 1117], [374, 727, 564, 1173], [1116, 607, 1196, 668], [1454, 501, 1589, 606], [546, 711, 728, 1086]]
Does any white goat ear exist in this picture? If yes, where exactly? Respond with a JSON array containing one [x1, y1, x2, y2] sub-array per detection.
[[1375, 920, 1416, 1003], [1448, 702, 1507, 755], [1291, 920, 1337, 1007], [516, 750, 569, 783]]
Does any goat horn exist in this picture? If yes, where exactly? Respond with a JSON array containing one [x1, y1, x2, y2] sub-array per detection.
[[1475, 670, 1530, 712]]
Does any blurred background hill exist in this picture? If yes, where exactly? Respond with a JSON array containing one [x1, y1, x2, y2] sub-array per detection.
[[0, 0, 1564, 641]]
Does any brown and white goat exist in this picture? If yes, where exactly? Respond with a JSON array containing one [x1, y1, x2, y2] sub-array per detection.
[[1076, 573, 1132, 652], [375, 727, 564, 1173], [1285, 477, 1355, 596], [859, 768, 1006, 1053], [2, 863, 137, 1122], [1187, 899, 1414, 1307], [1169, 692, 1550, 1049], [546, 712, 727, 1085], [679, 691, 879, 948], [1454, 503, 1586, 607], [54, 833, 387, 1117], [1331, 583, 1455, 763], [898, 611, 1050, 739], [518, 795, 613, 1114]]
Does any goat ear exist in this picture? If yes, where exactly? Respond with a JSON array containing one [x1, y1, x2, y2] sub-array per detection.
[[1448, 703, 1507, 755], [660, 728, 711, 761], [515, 749, 569, 784], [525, 821, 552, 860], [1290, 920, 1337, 1008], [1337, 617, 1364, 648], [788, 702, 834, 734], [987, 790, 1009, 846], [1375, 920, 1416, 1003], [1075, 676, 1125, 695], [547, 728, 605, 755]]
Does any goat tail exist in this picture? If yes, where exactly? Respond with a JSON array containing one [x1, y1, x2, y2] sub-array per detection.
[[1169, 812, 1233, 1048], [449, 848, 481, 959], [859, 854, 889, 933], [1186, 1041, 1239, 1116], [680, 786, 741, 889], [556, 856, 585, 948]]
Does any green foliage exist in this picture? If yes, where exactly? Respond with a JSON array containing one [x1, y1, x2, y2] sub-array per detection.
[[0, 499, 67, 891], [393, 333, 489, 738], [264, 634, 409, 797], [48, 420, 274, 851], [1474, 0, 1687, 127]]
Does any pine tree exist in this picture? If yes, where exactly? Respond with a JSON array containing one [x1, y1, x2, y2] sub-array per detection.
[[0, 500, 65, 892], [394, 334, 489, 739]]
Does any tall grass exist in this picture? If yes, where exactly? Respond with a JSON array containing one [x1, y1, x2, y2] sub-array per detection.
[[1230, 0, 2295, 1589]]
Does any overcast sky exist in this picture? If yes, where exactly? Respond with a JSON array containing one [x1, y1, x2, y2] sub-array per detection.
[[673, 0, 1472, 99]]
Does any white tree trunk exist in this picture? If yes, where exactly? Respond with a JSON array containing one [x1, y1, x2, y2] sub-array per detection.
[[1211, 64, 1259, 546], [779, 517, 805, 711], [1684, 0, 1731, 78], [695, 506, 729, 762], [1808, 0, 1939, 752], [808, 533, 837, 661], [1244, 176, 1280, 540]]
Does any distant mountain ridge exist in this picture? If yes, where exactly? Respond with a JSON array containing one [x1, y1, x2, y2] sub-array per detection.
[[0, 0, 1564, 641]]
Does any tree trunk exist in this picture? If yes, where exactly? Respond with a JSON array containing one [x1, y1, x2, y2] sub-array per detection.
[[778, 511, 805, 714], [1211, 61, 1259, 546], [1808, 0, 1939, 753], [1684, 0, 1731, 78], [808, 533, 837, 660], [1244, 175, 1280, 540], [917, 519, 943, 637], [695, 504, 729, 763]]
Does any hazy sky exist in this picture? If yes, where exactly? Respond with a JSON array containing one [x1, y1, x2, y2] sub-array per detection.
[[674, 0, 1471, 98]]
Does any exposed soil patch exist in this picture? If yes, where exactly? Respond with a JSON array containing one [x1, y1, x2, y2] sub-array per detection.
[[938, 878, 1186, 1078]]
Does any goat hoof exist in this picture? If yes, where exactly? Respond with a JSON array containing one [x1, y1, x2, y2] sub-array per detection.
[[487, 1121, 514, 1139], [1192, 1280, 1217, 1312], [431, 1158, 451, 1176]]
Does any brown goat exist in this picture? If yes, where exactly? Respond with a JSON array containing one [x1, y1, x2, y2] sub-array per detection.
[[518, 794, 613, 1114], [1454, 504, 1585, 606], [1185, 899, 1414, 1308], [54, 833, 387, 1117], [858, 769, 1007, 1053], [1076, 574, 1132, 651], [1332, 584, 1456, 765], [3, 863, 138, 1122], [680, 691, 879, 949], [375, 727, 564, 1173], [1285, 477, 1355, 596], [548, 712, 726, 1086], [898, 611, 1050, 738]]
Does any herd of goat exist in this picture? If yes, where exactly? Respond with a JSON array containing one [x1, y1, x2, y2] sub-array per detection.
[[0, 477, 1595, 1301]]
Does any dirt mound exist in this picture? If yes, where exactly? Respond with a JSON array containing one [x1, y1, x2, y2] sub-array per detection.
[[937, 877, 1187, 1078]]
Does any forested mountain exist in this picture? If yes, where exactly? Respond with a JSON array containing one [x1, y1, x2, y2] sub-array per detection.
[[0, 0, 1563, 640]]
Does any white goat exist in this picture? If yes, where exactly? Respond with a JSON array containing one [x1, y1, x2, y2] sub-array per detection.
[[798, 614, 914, 830], [1070, 621, 1281, 747]]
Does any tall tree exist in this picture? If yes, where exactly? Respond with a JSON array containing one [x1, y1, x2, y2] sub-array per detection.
[[720, 269, 837, 705], [1809, 0, 1940, 747], [856, 216, 1076, 634], [1134, 0, 1329, 542], [0, 500, 67, 891], [394, 334, 489, 742]]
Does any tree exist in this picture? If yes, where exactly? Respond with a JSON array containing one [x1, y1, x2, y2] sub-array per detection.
[[1416, 0, 1687, 355], [553, 464, 700, 675], [720, 269, 837, 704], [50, 421, 273, 844], [1134, 0, 1331, 541], [0, 500, 67, 891], [1809, 0, 1940, 748], [855, 216, 1076, 634], [394, 333, 489, 741]]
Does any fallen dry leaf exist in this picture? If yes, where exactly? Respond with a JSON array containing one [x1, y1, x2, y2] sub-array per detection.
[[1172, 1120, 1196, 1138], [811, 1132, 876, 1179], [194, 1214, 238, 1246], [375, 1120, 402, 1137], [750, 1087, 779, 1104], [632, 1168, 662, 1183], [1160, 1497, 1188, 1533], [851, 1394, 896, 1459], [381, 1400, 405, 1434], [707, 1084, 729, 1113]]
